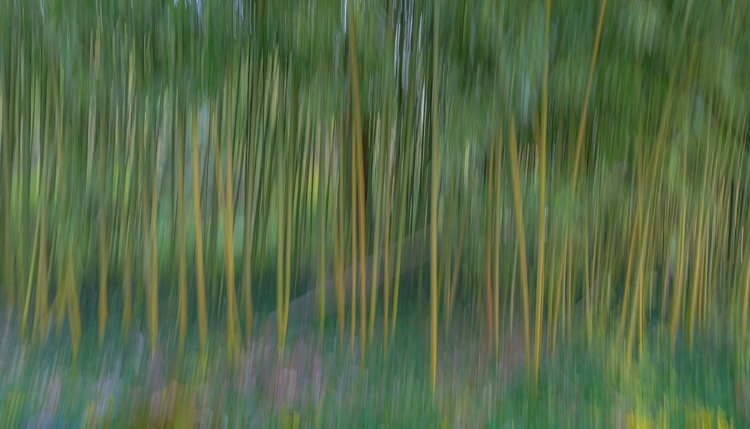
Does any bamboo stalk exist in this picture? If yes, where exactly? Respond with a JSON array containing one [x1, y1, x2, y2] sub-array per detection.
[[191, 105, 209, 354], [429, 0, 441, 392], [1, 87, 14, 316], [507, 117, 531, 376], [21, 185, 41, 340], [176, 101, 188, 353], [571, 0, 608, 189], [223, 67, 240, 363], [383, 129, 394, 352], [276, 151, 288, 356], [148, 100, 160, 360], [317, 123, 327, 342], [333, 149, 346, 345], [243, 75, 257, 343], [533, 0, 551, 386], [282, 147, 294, 357], [485, 143, 496, 349], [98, 183, 109, 346], [670, 190, 688, 355], [368, 119, 385, 342], [65, 249, 82, 364], [493, 134, 504, 359], [391, 146, 409, 341]]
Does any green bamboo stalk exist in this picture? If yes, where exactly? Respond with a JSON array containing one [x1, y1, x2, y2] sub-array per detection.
[[429, 0, 440, 392], [493, 135, 504, 359], [176, 100, 188, 354], [390, 134, 410, 342], [222, 67, 240, 363], [485, 143, 496, 348], [1, 86, 14, 316], [98, 107, 110, 347], [191, 105, 209, 353], [276, 149, 287, 355], [317, 123, 327, 343], [21, 185, 40, 340], [65, 248, 82, 364], [241, 54, 258, 343], [533, 0, 551, 386], [382, 132, 394, 352], [282, 146, 295, 358], [148, 99, 160, 359], [333, 165, 346, 345]]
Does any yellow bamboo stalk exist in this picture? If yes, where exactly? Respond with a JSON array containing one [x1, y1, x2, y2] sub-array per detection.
[[369, 120, 385, 342], [96, 109, 110, 348], [618, 163, 643, 343], [344, 3, 368, 360], [669, 193, 688, 355], [211, 106, 223, 312], [564, 0, 607, 349], [350, 149, 359, 351], [507, 118, 531, 376], [571, 0, 608, 190], [687, 204, 706, 347], [147, 102, 160, 359], [627, 211, 650, 361]]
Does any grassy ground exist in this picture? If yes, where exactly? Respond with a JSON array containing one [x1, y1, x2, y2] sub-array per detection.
[[0, 304, 743, 428]]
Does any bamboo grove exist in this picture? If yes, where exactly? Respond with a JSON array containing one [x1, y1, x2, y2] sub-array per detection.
[[2, 0, 750, 391]]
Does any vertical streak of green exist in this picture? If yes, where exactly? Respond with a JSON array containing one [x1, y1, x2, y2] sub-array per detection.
[[191, 105, 209, 354], [368, 119, 384, 342], [429, 0, 440, 393], [0, 86, 13, 316], [533, 0, 551, 386], [242, 55, 257, 342], [317, 123, 327, 343], [176, 97, 188, 354]]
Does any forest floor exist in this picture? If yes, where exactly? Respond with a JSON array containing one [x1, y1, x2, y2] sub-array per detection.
[[0, 306, 743, 428]]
